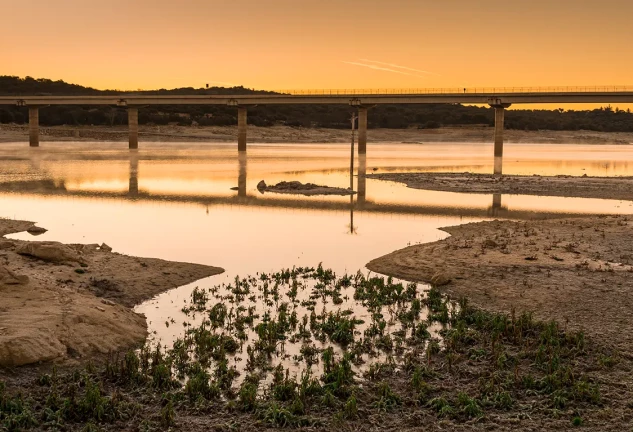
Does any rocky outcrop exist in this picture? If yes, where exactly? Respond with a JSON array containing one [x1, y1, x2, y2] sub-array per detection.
[[0, 266, 29, 285], [16, 241, 84, 264]]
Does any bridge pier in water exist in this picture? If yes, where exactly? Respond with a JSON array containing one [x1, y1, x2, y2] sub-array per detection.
[[128, 107, 139, 150], [29, 106, 39, 147], [238, 107, 247, 152], [490, 103, 511, 176]]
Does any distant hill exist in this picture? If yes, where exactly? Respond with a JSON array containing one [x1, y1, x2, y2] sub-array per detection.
[[0, 76, 632, 132]]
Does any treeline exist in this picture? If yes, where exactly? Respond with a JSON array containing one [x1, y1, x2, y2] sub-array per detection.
[[1, 76, 632, 132]]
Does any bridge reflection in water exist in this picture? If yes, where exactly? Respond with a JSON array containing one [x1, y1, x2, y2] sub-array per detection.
[[0, 150, 586, 223], [129, 152, 139, 196]]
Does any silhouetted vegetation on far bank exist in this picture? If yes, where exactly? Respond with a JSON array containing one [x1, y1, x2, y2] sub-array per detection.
[[1, 76, 632, 132]]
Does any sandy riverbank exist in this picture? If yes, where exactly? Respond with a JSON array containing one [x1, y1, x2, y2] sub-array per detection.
[[368, 172, 633, 201], [1, 123, 633, 144], [367, 215, 633, 353], [0, 219, 223, 367]]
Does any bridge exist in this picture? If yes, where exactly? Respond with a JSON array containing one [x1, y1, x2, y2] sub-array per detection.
[[2, 87, 633, 175]]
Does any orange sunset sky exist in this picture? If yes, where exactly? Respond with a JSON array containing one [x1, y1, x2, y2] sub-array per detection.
[[3, 0, 633, 94]]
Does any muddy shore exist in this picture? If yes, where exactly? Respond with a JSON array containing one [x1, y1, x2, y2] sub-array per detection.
[[0, 219, 223, 367], [367, 215, 633, 353], [368, 172, 633, 201], [1, 123, 633, 144]]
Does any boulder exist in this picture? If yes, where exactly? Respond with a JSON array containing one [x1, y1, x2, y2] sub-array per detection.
[[0, 334, 66, 367], [100, 243, 113, 253], [16, 241, 84, 264], [257, 180, 267, 192], [0, 266, 29, 285], [483, 239, 498, 248], [430, 272, 451, 287], [0, 240, 14, 250], [81, 244, 100, 253]]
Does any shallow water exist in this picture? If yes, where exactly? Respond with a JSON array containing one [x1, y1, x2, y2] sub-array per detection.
[[1, 140, 633, 350]]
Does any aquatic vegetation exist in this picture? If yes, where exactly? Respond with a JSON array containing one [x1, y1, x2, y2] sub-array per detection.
[[0, 266, 614, 430], [184, 363, 221, 401]]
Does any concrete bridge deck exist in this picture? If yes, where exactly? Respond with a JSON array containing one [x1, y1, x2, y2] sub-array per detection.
[[2, 91, 633, 106]]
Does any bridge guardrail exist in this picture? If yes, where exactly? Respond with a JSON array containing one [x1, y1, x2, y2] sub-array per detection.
[[274, 86, 633, 95]]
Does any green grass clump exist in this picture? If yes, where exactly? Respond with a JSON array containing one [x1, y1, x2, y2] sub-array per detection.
[[457, 392, 483, 419], [184, 364, 221, 401], [271, 365, 297, 402], [342, 394, 358, 419], [238, 380, 258, 412], [160, 397, 176, 428], [374, 382, 401, 412]]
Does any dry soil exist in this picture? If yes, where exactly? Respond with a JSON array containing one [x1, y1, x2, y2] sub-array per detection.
[[0, 218, 223, 367], [367, 215, 633, 354]]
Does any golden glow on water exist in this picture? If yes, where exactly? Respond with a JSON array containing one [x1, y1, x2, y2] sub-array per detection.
[[3, 140, 633, 347], [1, 141, 633, 265], [3, 142, 633, 212]]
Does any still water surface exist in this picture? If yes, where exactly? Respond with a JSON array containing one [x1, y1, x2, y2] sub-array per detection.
[[1, 141, 633, 346]]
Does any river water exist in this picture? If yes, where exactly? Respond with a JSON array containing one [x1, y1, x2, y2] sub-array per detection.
[[1, 141, 633, 347]]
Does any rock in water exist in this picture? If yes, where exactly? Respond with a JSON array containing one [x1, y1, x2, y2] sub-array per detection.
[[260, 180, 356, 196], [16, 241, 83, 264], [26, 226, 48, 235]]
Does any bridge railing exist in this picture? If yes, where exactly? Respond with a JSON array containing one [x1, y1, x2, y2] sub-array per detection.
[[274, 86, 633, 95]]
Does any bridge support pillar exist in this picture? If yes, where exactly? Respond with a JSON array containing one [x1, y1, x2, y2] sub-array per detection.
[[29, 107, 39, 147], [238, 107, 247, 152], [128, 107, 139, 150], [490, 103, 511, 176], [358, 107, 368, 154]]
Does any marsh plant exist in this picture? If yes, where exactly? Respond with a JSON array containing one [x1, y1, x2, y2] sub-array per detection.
[[170, 266, 440, 390], [0, 266, 608, 430]]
